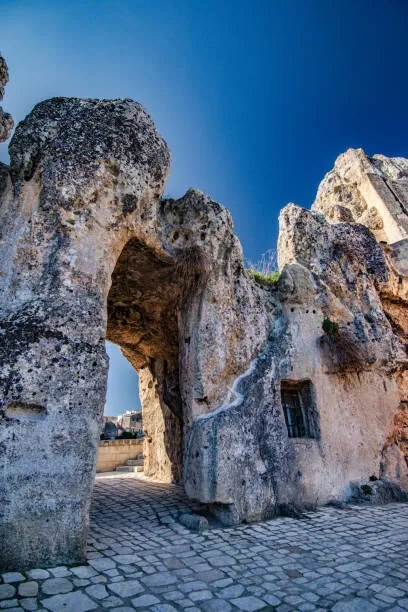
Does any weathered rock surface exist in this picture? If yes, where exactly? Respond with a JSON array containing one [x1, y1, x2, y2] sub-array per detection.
[[0, 97, 170, 569], [312, 148, 408, 243], [0, 95, 270, 568], [0, 75, 406, 572], [312, 148, 408, 491], [0, 56, 13, 142]]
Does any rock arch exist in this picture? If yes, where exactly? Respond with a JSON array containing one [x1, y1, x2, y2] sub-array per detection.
[[0, 98, 270, 569], [0, 95, 407, 571]]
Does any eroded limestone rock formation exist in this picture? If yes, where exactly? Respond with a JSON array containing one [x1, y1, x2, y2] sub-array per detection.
[[0, 75, 406, 570], [0, 56, 13, 142], [313, 148, 408, 243]]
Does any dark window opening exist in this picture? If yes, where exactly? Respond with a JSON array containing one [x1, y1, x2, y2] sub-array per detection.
[[281, 380, 319, 439]]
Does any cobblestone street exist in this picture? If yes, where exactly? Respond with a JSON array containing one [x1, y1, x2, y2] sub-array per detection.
[[1, 473, 408, 611]]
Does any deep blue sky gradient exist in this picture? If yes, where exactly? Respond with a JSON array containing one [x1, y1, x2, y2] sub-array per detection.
[[1, 0, 407, 414]]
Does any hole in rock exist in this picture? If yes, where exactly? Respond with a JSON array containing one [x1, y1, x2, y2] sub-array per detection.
[[5, 402, 47, 421]]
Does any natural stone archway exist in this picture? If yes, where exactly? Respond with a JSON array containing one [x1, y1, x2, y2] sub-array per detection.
[[0, 87, 407, 570], [0, 97, 270, 570]]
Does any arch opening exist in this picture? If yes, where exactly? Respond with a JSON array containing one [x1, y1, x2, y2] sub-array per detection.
[[106, 236, 184, 482]]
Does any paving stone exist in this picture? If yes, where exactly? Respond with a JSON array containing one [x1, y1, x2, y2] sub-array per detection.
[[27, 570, 50, 580], [219, 584, 245, 598], [201, 599, 232, 611], [208, 555, 236, 567], [141, 572, 177, 587], [41, 591, 97, 611], [19, 599, 39, 611], [0, 586, 15, 601], [41, 578, 73, 595], [196, 569, 225, 582], [285, 594, 303, 606], [70, 566, 97, 579], [189, 590, 213, 602], [0, 599, 20, 610], [100, 595, 124, 608], [85, 584, 109, 599], [18, 582, 39, 597], [163, 558, 185, 570], [263, 593, 281, 606], [231, 596, 267, 611], [112, 554, 140, 565], [107, 579, 144, 597], [91, 575, 107, 584], [1, 573, 25, 584], [73, 579, 90, 588], [131, 594, 160, 607], [332, 598, 378, 611], [104, 569, 120, 577], [88, 557, 116, 571], [48, 567, 71, 578]]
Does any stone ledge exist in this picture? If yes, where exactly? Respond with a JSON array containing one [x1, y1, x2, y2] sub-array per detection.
[[98, 439, 143, 447]]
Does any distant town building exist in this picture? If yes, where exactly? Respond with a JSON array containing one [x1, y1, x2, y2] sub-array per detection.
[[117, 410, 143, 436], [101, 411, 143, 439]]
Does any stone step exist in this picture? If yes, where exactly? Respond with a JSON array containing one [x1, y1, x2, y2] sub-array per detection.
[[116, 465, 140, 472], [126, 458, 144, 466]]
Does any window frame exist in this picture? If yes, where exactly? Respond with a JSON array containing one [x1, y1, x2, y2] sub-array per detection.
[[280, 379, 318, 440]]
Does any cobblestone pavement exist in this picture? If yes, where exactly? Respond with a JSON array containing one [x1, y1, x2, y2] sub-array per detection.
[[1, 473, 408, 611]]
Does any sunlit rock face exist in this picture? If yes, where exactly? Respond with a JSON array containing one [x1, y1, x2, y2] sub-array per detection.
[[312, 148, 408, 488], [0, 79, 406, 572], [0, 95, 270, 569], [312, 148, 408, 244], [0, 97, 171, 569], [0, 56, 13, 142]]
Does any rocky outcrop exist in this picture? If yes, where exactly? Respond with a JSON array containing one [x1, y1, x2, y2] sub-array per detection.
[[0, 97, 170, 569], [312, 148, 408, 243], [185, 199, 406, 522], [312, 148, 408, 491], [0, 77, 406, 570], [0, 96, 270, 568], [0, 56, 13, 142]]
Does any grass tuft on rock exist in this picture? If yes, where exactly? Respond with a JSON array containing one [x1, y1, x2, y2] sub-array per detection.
[[247, 269, 280, 286]]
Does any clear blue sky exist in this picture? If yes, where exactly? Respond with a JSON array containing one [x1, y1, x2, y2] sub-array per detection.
[[1, 0, 407, 414]]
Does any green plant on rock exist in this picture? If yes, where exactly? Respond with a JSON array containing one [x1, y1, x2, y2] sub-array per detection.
[[247, 269, 280, 286], [321, 318, 366, 373], [361, 484, 373, 495], [246, 249, 280, 287], [322, 317, 339, 338]]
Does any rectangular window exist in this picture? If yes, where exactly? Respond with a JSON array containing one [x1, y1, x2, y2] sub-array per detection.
[[280, 380, 318, 439]]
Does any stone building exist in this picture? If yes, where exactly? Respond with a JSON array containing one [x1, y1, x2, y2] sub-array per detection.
[[117, 410, 143, 435], [0, 54, 407, 570]]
